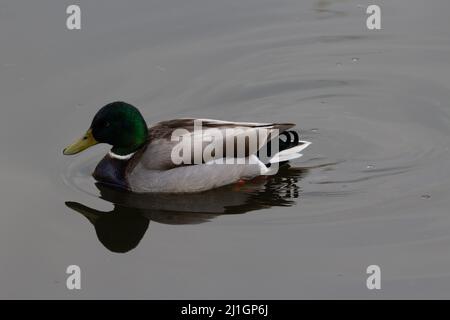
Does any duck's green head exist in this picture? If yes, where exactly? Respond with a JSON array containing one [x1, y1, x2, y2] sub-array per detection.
[[63, 101, 148, 156]]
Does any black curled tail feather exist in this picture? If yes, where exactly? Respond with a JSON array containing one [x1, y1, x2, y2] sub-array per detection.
[[279, 130, 300, 151], [257, 130, 302, 165]]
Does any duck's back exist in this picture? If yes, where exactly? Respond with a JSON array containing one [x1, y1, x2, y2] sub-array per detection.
[[139, 118, 295, 170]]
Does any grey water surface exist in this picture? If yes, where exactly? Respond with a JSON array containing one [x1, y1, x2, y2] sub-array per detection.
[[1, 0, 450, 298]]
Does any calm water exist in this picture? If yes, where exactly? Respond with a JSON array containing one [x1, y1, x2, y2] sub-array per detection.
[[1, 0, 450, 298]]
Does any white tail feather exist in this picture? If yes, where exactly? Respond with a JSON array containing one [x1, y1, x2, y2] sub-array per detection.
[[269, 141, 311, 164]]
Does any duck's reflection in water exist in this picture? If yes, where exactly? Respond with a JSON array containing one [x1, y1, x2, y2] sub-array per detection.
[[66, 165, 306, 253]]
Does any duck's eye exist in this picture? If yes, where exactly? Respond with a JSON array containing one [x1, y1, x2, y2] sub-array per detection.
[[105, 122, 111, 128]]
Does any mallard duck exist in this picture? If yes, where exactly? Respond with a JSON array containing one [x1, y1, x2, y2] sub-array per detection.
[[63, 101, 311, 193]]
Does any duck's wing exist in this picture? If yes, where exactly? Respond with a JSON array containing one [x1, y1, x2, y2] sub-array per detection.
[[140, 118, 296, 170]]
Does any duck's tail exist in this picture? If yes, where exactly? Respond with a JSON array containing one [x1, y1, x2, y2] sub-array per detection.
[[261, 130, 311, 165]]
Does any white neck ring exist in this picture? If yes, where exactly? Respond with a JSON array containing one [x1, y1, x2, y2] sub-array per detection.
[[108, 151, 135, 160]]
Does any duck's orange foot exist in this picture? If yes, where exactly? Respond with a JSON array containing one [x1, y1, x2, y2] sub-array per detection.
[[232, 179, 247, 191]]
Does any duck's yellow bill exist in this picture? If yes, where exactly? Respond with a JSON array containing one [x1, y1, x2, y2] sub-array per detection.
[[63, 129, 99, 155]]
